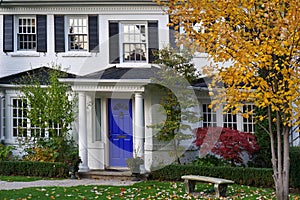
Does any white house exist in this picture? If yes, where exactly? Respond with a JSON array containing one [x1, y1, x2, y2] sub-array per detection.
[[1, 0, 293, 173]]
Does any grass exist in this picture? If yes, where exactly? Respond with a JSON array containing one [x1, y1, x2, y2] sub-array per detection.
[[0, 175, 61, 182], [0, 180, 299, 199]]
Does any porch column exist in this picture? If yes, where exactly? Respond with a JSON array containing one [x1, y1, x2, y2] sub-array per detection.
[[134, 93, 145, 172], [78, 92, 89, 171]]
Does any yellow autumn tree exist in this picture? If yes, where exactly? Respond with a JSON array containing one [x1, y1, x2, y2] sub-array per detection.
[[157, 0, 300, 199]]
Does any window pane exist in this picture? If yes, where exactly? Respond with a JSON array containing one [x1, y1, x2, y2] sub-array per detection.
[[242, 104, 255, 133], [202, 104, 217, 127]]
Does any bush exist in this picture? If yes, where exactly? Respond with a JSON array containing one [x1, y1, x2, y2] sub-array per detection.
[[290, 147, 300, 188], [0, 161, 68, 178], [192, 154, 231, 167], [0, 144, 15, 161], [149, 164, 274, 188], [23, 137, 81, 173], [194, 127, 259, 165]]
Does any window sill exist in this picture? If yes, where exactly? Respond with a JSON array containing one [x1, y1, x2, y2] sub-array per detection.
[[61, 52, 92, 57], [10, 51, 41, 57], [116, 63, 152, 68]]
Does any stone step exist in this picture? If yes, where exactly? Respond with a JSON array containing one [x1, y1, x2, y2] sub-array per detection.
[[78, 169, 134, 181]]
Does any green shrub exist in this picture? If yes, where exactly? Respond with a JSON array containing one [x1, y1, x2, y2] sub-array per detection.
[[290, 147, 300, 188], [23, 137, 81, 173], [0, 161, 68, 178], [192, 155, 232, 167], [149, 164, 274, 188], [0, 144, 16, 161]]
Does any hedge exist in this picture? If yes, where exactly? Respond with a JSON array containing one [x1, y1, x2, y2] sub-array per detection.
[[290, 147, 300, 188], [149, 165, 274, 188], [0, 161, 69, 178]]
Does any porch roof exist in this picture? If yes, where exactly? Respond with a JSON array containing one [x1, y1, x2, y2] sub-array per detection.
[[0, 66, 77, 86]]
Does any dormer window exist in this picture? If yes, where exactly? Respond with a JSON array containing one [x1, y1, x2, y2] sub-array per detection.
[[17, 17, 36, 51]]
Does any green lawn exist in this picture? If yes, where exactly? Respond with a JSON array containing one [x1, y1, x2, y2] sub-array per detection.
[[0, 180, 299, 199]]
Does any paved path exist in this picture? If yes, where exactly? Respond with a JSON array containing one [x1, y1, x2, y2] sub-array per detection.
[[0, 178, 137, 190]]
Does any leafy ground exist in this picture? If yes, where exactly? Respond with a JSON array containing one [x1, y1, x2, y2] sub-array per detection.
[[0, 181, 299, 200]]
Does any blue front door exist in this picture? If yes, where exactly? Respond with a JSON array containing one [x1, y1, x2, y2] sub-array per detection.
[[108, 99, 133, 167]]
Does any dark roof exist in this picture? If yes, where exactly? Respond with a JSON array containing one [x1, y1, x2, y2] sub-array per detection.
[[0, 66, 77, 85], [80, 66, 160, 80], [191, 78, 209, 88]]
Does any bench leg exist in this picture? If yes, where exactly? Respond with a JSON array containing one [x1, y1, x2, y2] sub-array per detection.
[[214, 183, 228, 198], [184, 179, 196, 193]]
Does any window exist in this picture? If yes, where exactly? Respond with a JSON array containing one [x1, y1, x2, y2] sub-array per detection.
[[47, 122, 61, 137], [95, 98, 101, 141], [68, 16, 88, 51], [202, 104, 217, 127], [11, 98, 61, 138], [0, 97, 5, 139], [223, 108, 237, 129], [17, 17, 36, 50], [109, 21, 158, 64], [122, 23, 147, 62], [12, 98, 28, 137], [54, 15, 98, 53], [243, 104, 255, 133]]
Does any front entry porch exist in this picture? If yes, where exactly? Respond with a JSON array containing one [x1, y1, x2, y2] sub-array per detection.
[[76, 90, 146, 172]]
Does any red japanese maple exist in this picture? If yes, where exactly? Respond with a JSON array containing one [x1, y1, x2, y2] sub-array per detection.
[[193, 127, 259, 164]]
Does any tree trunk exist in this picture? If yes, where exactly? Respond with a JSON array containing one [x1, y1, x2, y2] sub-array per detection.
[[283, 126, 290, 200], [272, 111, 290, 200], [276, 112, 284, 200]]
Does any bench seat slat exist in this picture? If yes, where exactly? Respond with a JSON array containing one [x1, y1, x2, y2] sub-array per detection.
[[181, 175, 234, 184]]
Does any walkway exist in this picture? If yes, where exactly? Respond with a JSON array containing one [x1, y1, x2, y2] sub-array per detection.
[[0, 178, 137, 190]]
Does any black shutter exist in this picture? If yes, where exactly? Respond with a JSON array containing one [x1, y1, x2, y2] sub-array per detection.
[[169, 16, 178, 50], [109, 21, 120, 64], [88, 15, 99, 53], [54, 15, 65, 52], [37, 15, 47, 52], [3, 15, 14, 52], [148, 21, 159, 63]]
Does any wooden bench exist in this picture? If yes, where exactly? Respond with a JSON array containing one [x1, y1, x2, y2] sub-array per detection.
[[181, 175, 234, 198]]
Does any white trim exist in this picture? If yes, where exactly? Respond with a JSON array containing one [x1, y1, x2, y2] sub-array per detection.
[[71, 84, 145, 92], [59, 78, 151, 83], [10, 52, 40, 57], [0, 6, 164, 15], [61, 52, 92, 57]]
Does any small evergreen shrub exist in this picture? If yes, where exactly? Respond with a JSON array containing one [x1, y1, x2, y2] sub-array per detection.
[[0, 161, 68, 178]]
